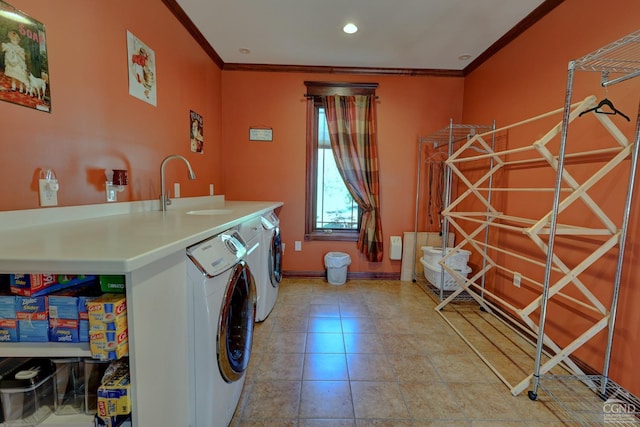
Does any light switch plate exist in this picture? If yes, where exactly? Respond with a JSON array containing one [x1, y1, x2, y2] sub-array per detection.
[[513, 272, 522, 288]]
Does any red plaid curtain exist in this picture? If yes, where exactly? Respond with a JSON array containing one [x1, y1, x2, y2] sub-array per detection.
[[322, 95, 383, 262]]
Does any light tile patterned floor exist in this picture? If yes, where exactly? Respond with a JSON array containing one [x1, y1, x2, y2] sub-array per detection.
[[230, 278, 583, 426]]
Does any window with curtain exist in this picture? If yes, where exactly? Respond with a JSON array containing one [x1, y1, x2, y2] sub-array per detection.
[[312, 103, 361, 237], [304, 81, 384, 262]]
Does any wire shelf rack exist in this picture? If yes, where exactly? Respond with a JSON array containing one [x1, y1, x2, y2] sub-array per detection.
[[538, 375, 640, 426], [416, 278, 476, 302], [419, 123, 495, 148]]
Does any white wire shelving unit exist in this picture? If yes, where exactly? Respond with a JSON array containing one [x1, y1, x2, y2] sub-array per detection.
[[413, 120, 494, 302], [528, 29, 640, 423], [432, 29, 640, 412]]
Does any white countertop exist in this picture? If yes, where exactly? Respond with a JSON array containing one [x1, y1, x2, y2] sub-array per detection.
[[0, 196, 283, 274]]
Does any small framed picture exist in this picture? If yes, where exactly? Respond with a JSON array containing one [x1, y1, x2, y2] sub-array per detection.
[[249, 127, 273, 142], [126, 30, 156, 106], [190, 110, 204, 153], [0, 1, 50, 112]]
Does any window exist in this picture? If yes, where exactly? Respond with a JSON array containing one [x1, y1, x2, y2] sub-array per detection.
[[304, 81, 377, 241]]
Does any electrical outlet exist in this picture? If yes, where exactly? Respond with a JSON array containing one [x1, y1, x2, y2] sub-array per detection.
[[174, 183, 180, 198], [513, 272, 521, 288], [39, 179, 58, 207], [294, 241, 302, 251]]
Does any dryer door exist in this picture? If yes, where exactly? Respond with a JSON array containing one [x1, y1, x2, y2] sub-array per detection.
[[218, 260, 256, 383], [269, 226, 283, 286]]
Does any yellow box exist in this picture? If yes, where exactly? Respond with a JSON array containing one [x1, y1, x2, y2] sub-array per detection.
[[87, 294, 127, 330], [89, 329, 128, 361], [97, 367, 130, 418]]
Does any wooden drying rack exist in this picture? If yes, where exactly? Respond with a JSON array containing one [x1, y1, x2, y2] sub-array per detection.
[[434, 94, 632, 395]]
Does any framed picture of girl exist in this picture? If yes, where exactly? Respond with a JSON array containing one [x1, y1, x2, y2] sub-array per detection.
[[126, 30, 157, 106], [190, 110, 204, 154], [0, 1, 50, 112]]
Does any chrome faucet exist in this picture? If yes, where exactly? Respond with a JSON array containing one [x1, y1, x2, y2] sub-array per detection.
[[160, 154, 196, 212]]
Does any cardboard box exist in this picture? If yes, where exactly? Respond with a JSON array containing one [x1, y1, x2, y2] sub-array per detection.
[[10, 274, 96, 297], [97, 364, 130, 418], [88, 295, 128, 360], [87, 294, 127, 331], [80, 296, 99, 342], [89, 329, 128, 361]]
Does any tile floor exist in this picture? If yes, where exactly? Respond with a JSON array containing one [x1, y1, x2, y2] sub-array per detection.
[[230, 278, 586, 426]]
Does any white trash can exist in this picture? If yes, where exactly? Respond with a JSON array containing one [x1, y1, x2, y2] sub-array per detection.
[[324, 252, 351, 285]]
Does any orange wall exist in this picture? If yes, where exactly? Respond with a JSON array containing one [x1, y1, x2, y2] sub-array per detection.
[[3, 0, 640, 395], [0, 0, 222, 211], [221, 72, 464, 275], [462, 0, 640, 395]]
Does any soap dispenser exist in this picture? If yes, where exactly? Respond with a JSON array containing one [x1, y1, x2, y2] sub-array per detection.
[[38, 168, 59, 207]]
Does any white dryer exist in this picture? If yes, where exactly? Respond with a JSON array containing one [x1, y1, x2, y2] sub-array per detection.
[[186, 230, 256, 427], [237, 216, 263, 322], [255, 211, 282, 322]]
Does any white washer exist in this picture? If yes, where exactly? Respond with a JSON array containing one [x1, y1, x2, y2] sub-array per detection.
[[255, 211, 282, 322], [186, 230, 256, 427], [237, 216, 263, 321]]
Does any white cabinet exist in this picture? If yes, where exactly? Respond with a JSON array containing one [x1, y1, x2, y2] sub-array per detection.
[[0, 197, 282, 427]]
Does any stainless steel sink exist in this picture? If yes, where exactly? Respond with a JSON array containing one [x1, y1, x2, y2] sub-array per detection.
[[186, 209, 234, 216]]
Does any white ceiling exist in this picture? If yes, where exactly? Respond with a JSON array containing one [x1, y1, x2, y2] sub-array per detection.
[[174, 0, 547, 70]]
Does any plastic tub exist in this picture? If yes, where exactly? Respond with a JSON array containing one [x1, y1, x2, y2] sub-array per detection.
[[0, 359, 55, 427], [52, 358, 84, 415], [420, 258, 471, 291], [84, 359, 110, 415]]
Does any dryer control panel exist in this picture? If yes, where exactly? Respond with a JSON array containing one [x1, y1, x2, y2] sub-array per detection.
[[187, 231, 247, 278]]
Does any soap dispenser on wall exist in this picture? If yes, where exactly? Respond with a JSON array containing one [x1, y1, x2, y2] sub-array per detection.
[[105, 169, 128, 202], [38, 168, 59, 207]]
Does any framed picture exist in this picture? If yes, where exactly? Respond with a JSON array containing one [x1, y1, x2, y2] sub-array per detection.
[[190, 110, 204, 154], [249, 127, 273, 142], [0, 1, 50, 112], [126, 30, 156, 106]]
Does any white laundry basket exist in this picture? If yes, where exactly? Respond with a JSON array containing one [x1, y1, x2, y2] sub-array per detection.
[[421, 246, 471, 270], [420, 258, 471, 290], [324, 252, 351, 285]]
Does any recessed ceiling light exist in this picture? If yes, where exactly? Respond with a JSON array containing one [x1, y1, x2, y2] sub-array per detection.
[[458, 54, 472, 61], [343, 23, 358, 34], [239, 48, 251, 54]]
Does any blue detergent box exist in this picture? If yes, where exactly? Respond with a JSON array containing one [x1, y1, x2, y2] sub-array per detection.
[[0, 293, 18, 341], [17, 319, 49, 342], [10, 274, 96, 297], [49, 294, 81, 320], [48, 294, 81, 342], [50, 318, 80, 342], [16, 296, 49, 342], [0, 319, 18, 342], [0, 294, 17, 319], [80, 319, 89, 342], [48, 284, 101, 343]]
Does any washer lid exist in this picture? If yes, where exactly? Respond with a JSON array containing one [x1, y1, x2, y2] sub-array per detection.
[[187, 231, 246, 277]]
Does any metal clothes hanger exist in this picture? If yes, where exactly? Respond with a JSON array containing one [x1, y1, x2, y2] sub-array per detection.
[[579, 98, 630, 121]]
